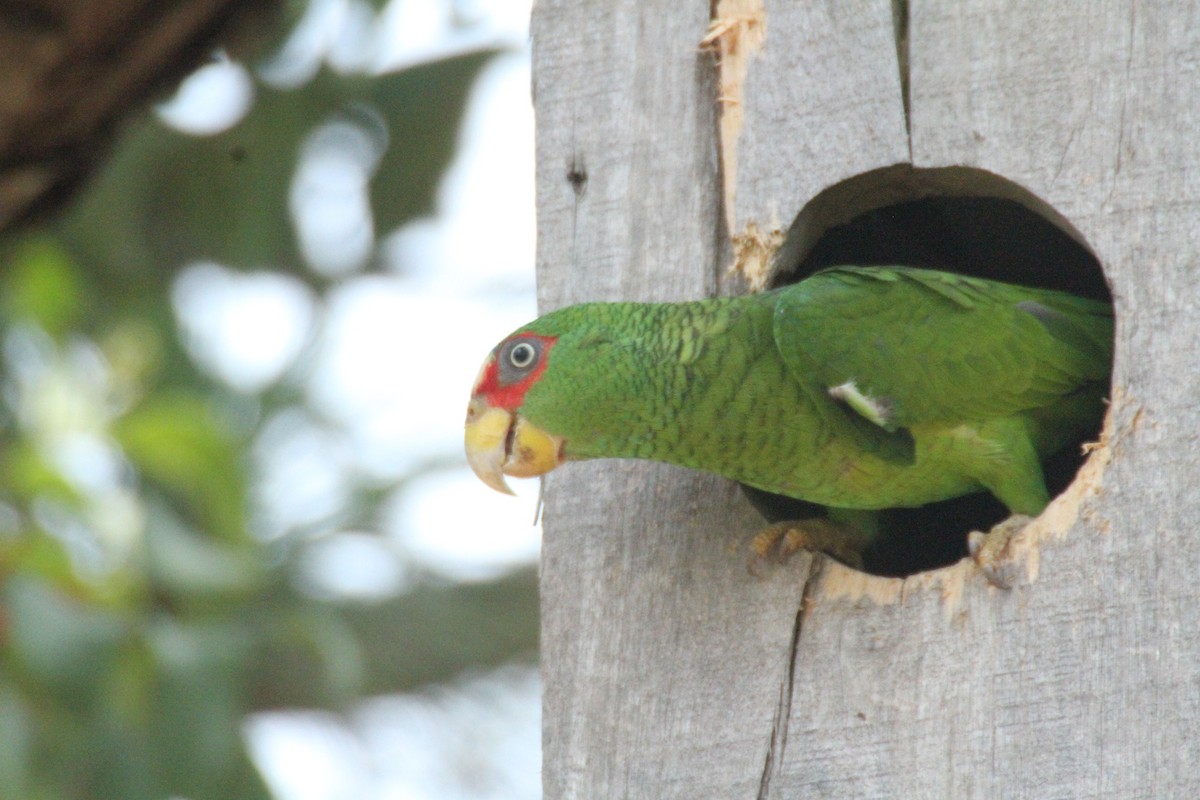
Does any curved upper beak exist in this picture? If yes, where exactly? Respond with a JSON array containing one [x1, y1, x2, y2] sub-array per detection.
[[464, 397, 564, 494]]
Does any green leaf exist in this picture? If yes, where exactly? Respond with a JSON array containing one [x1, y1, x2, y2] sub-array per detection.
[[143, 503, 263, 600], [112, 393, 248, 541], [0, 237, 86, 337], [3, 529, 78, 587], [0, 682, 32, 799], [4, 577, 128, 696], [143, 617, 264, 800], [2, 440, 80, 505]]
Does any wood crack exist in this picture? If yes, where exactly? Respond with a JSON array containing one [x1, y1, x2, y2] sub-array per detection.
[[756, 555, 824, 799], [891, 0, 912, 160]]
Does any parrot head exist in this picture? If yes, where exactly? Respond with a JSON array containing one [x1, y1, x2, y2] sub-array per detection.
[[465, 301, 691, 494], [464, 330, 566, 494], [464, 301, 665, 494]]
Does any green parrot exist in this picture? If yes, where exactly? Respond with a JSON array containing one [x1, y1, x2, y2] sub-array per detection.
[[465, 266, 1112, 569]]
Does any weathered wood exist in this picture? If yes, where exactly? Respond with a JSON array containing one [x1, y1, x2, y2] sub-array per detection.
[[536, 0, 1200, 797], [532, 3, 810, 796], [731, 0, 909, 265]]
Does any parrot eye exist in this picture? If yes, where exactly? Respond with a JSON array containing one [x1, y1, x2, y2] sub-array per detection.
[[497, 337, 545, 385], [508, 341, 538, 369]]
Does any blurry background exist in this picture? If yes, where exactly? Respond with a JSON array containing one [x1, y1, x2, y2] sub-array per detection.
[[0, 0, 541, 797]]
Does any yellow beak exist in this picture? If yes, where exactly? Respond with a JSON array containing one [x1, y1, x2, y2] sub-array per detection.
[[464, 397, 564, 494]]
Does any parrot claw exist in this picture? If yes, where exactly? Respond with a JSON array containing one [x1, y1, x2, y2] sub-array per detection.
[[749, 519, 866, 574], [967, 514, 1034, 590]]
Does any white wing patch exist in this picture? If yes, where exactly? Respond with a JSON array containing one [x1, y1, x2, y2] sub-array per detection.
[[827, 381, 897, 431]]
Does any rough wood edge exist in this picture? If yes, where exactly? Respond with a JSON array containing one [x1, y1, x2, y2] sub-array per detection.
[[728, 219, 783, 290], [700, 0, 766, 237], [816, 392, 1124, 615]]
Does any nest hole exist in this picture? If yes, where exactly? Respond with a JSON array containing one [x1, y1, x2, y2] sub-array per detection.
[[741, 165, 1112, 578]]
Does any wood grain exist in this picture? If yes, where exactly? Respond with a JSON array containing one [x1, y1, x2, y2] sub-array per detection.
[[532, 2, 813, 796], [534, 0, 1199, 797]]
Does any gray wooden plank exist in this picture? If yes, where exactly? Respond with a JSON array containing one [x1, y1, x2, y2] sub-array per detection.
[[530, 0, 723, 308], [531, 1, 813, 797], [535, 0, 1200, 797], [763, 2, 1200, 798], [732, 0, 909, 277]]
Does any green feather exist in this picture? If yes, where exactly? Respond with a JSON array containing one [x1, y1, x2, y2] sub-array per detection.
[[507, 266, 1112, 517]]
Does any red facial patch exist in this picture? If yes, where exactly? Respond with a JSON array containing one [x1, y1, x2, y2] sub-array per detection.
[[473, 334, 557, 410]]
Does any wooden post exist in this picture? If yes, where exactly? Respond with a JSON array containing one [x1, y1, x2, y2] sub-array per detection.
[[534, 1, 1200, 796]]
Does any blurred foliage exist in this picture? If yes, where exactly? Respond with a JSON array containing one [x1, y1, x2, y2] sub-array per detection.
[[58, 49, 495, 296], [0, 7, 537, 800]]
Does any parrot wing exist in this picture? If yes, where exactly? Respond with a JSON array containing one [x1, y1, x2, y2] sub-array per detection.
[[771, 266, 1112, 430]]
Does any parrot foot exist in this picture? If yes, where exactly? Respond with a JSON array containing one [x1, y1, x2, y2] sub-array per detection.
[[750, 519, 866, 573], [967, 514, 1034, 590]]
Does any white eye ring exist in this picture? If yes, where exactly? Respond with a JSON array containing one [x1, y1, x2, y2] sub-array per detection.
[[509, 341, 537, 369]]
